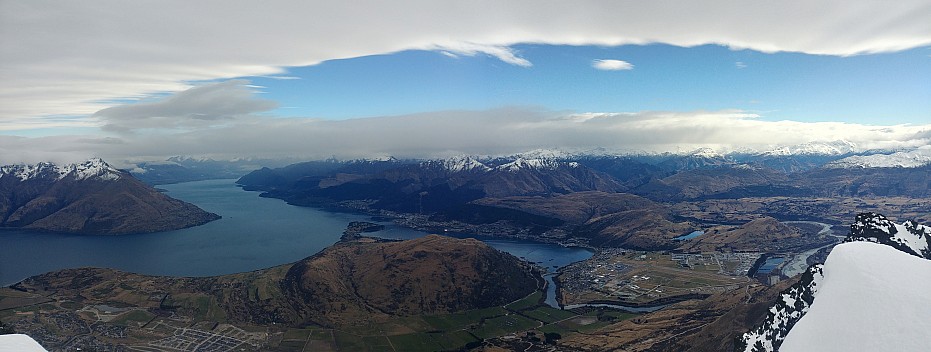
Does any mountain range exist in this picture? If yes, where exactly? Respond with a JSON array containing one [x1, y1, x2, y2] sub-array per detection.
[[0, 159, 219, 234], [234, 149, 931, 250]]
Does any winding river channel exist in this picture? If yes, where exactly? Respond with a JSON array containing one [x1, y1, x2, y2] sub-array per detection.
[[780, 221, 846, 277]]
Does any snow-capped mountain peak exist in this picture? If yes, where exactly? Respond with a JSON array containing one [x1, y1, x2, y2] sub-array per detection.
[[496, 157, 566, 172], [0, 158, 122, 182], [512, 148, 573, 160], [824, 146, 931, 169], [688, 147, 724, 158], [762, 140, 858, 156], [422, 157, 491, 173]]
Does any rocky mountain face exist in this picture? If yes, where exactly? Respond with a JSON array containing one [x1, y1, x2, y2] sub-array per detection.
[[236, 154, 931, 250], [737, 213, 931, 352], [239, 156, 625, 213], [737, 264, 823, 352], [238, 151, 931, 212], [0, 159, 219, 234], [845, 212, 930, 258]]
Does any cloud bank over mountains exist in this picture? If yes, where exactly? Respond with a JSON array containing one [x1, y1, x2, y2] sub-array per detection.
[[1, 81, 929, 165], [2, 0, 930, 122]]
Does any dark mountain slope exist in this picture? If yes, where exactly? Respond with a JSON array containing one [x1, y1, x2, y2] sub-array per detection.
[[0, 159, 219, 234]]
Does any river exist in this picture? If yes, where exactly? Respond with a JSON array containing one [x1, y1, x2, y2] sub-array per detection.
[[780, 221, 845, 277], [0, 179, 592, 309]]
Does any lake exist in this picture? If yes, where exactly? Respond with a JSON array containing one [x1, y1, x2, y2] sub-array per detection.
[[0, 179, 592, 307], [673, 230, 705, 241]]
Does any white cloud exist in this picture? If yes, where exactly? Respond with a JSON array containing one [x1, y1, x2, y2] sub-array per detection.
[[260, 76, 302, 80], [427, 43, 532, 67], [93, 80, 277, 133], [1, 1, 930, 122], [593, 59, 634, 71], [2, 85, 928, 164], [736, 61, 747, 68]]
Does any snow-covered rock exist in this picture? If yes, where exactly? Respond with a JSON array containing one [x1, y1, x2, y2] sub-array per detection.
[[495, 157, 568, 172], [739, 214, 931, 351], [847, 213, 930, 259], [688, 147, 724, 159], [780, 242, 931, 352], [738, 264, 824, 352], [421, 157, 491, 173]]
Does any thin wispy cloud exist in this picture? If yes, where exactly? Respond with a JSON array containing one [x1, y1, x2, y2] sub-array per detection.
[[427, 43, 532, 67], [736, 61, 747, 69], [593, 59, 634, 71], [260, 76, 302, 80], [2, 1, 929, 122]]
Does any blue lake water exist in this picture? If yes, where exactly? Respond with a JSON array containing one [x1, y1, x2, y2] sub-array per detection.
[[674, 230, 705, 241], [0, 179, 592, 303]]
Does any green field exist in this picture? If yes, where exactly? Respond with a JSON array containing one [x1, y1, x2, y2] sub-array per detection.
[[521, 306, 576, 323], [505, 291, 543, 311], [470, 314, 540, 339]]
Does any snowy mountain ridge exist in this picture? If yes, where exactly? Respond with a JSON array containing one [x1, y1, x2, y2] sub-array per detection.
[[760, 140, 858, 156], [824, 146, 931, 169], [495, 157, 579, 172], [738, 264, 824, 352], [846, 212, 930, 259], [779, 242, 931, 352], [420, 157, 491, 173], [0, 158, 122, 182], [739, 213, 931, 352]]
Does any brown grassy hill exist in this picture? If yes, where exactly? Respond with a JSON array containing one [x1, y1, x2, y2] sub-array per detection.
[[471, 191, 656, 223], [11, 234, 540, 330], [473, 192, 695, 249], [678, 217, 802, 252], [281, 235, 540, 327]]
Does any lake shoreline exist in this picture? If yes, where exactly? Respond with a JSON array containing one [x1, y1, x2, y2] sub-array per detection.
[[3, 180, 594, 294]]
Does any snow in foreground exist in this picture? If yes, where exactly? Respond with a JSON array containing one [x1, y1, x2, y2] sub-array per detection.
[[780, 242, 931, 352], [0, 334, 47, 352]]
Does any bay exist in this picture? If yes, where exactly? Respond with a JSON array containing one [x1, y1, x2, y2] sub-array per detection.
[[0, 179, 369, 286], [1, 178, 592, 308]]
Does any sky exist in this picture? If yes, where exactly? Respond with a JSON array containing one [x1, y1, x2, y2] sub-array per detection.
[[0, 0, 930, 164]]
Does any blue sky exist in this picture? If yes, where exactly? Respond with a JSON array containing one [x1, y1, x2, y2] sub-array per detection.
[[1, 1, 930, 162], [249, 44, 929, 124]]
